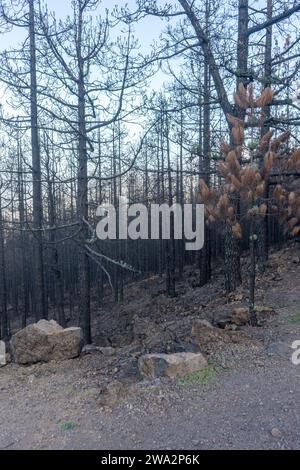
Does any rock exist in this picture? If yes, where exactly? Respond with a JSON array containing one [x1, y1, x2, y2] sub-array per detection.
[[121, 343, 142, 358], [0, 342, 6, 367], [192, 439, 200, 447], [10, 320, 83, 365], [192, 320, 251, 354], [99, 347, 116, 357], [82, 345, 116, 356], [235, 294, 244, 301], [271, 428, 282, 439], [196, 320, 214, 329], [231, 308, 250, 326], [192, 323, 226, 353], [5, 353, 11, 364], [170, 342, 200, 354], [215, 317, 231, 329], [255, 305, 276, 316], [138, 352, 208, 380], [271, 274, 283, 282], [98, 381, 132, 407], [228, 292, 244, 302], [82, 344, 99, 355], [225, 324, 238, 331], [227, 330, 251, 344], [117, 357, 139, 379], [292, 256, 300, 264]]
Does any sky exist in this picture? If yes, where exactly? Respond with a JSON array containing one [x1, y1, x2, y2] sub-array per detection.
[[0, 0, 177, 93], [0, 0, 167, 47], [2, 1, 298, 114], [44, 0, 168, 55]]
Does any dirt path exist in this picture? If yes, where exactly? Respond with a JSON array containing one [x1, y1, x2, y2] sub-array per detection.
[[1, 249, 300, 450]]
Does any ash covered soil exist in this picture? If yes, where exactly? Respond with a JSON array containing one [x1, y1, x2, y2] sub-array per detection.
[[1, 243, 300, 450]]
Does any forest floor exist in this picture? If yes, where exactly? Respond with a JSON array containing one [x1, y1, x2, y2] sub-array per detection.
[[1, 243, 300, 450]]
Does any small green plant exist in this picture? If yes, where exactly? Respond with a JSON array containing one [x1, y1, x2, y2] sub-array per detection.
[[289, 312, 300, 325], [60, 422, 77, 431], [178, 366, 220, 387]]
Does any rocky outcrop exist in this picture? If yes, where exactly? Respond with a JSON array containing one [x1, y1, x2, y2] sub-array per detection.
[[231, 305, 276, 327], [231, 307, 250, 326], [138, 352, 208, 379], [191, 320, 251, 354], [10, 320, 83, 365]]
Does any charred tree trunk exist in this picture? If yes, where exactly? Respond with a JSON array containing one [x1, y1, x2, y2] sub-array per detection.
[[46, 151, 66, 328], [249, 220, 258, 326], [199, 13, 212, 286], [257, 0, 273, 271], [165, 111, 176, 297], [18, 147, 29, 328], [77, 13, 91, 344], [224, 224, 242, 294], [29, 0, 47, 321], [0, 193, 8, 340], [223, 0, 249, 292]]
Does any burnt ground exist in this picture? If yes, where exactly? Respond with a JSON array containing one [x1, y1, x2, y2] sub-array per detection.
[[0, 243, 300, 450]]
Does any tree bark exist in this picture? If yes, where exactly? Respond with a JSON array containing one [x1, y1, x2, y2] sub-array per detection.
[[29, 0, 47, 321], [76, 3, 91, 344], [257, 0, 273, 271], [0, 193, 8, 340]]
